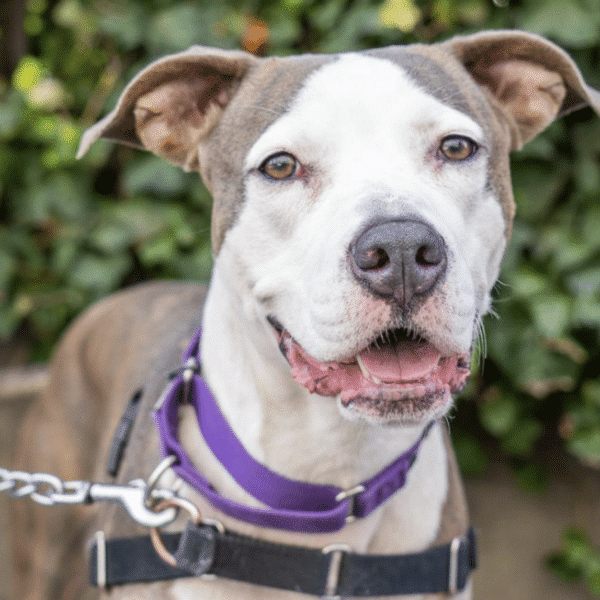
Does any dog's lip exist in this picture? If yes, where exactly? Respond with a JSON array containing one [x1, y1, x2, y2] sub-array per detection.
[[267, 315, 471, 411]]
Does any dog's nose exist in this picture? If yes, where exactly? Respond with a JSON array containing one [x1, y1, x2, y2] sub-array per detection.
[[350, 220, 447, 306]]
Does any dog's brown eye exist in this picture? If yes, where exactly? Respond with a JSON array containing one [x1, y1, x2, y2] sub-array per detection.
[[260, 152, 298, 180], [439, 136, 478, 161]]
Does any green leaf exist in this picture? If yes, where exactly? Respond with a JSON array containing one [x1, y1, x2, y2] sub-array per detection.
[[0, 250, 17, 288], [310, 0, 346, 30], [507, 268, 549, 297], [479, 393, 519, 436], [501, 418, 544, 456], [567, 268, 600, 298], [530, 294, 572, 337], [122, 155, 190, 197], [568, 430, 600, 466], [97, 1, 148, 50], [50, 237, 80, 275], [0, 303, 20, 339], [511, 160, 568, 222], [108, 199, 166, 241], [452, 433, 489, 476], [147, 4, 230, 52], [547, 552, 583, 582], [575, 157, 600, 194], [89, 222, 134, 254], [588, 572, 600, 595], [68, 254, 132, 293], [514, 462, 549, 493], [518, 0, 600, 47], [379, 0, 422, 32], [553, 239, 596, 272], [0, 90, 24, 138], [12, 56, 44, 92], [582, 381, 600, 408], [138, 234, 177, 267]]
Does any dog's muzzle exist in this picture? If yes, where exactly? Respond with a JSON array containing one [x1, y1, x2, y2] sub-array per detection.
[[267, 219, 467, 424], [350, 219, 447, 307]]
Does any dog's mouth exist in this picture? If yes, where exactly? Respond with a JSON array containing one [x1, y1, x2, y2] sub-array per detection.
[[268, 317, 470, 423]]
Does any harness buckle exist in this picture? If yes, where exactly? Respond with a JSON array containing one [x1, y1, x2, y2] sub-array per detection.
[[335, 485, 365, 523], [322, 543, 352, 600], [448, 535, 463, 595]]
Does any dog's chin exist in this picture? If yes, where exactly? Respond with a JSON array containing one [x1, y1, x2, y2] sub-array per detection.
[[268, 318, 470, 426], [338, 387, 452, 426]]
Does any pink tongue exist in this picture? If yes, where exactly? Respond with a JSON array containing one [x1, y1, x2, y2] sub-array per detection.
[[360, 340, 441, 382]]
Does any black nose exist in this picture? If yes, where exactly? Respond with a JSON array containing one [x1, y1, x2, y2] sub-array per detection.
[[350, 219, 447, 306]]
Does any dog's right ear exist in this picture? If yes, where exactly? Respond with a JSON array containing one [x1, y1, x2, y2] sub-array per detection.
[[77, 47, 259, 171]]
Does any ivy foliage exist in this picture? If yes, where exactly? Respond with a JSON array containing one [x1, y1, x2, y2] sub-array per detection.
[[1, 0, 600, 591]]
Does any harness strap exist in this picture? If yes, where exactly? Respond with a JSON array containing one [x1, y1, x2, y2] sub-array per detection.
[[90, 523, 477, 596]]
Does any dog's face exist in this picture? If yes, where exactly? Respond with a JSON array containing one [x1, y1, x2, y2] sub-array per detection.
[[79, 31, 600, 426], [224, 54, 500, 425]]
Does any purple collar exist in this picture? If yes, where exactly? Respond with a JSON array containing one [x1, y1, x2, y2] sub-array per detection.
[[154, 327, 434, 534]]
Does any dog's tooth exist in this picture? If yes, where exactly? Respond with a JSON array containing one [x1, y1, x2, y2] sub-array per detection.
[[356, 353, 371, 380], [356, 353, 382, 384]]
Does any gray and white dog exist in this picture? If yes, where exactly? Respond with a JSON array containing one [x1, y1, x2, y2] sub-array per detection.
[[13, 30, 600, 600]]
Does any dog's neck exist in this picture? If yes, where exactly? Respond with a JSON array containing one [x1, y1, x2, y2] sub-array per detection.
[[186, 263, 449, 554], [200, 264, 431, 484]]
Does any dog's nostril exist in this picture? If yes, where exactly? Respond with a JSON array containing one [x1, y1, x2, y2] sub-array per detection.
[[359, 247, 389, 270], [416, 244, 443, 267]]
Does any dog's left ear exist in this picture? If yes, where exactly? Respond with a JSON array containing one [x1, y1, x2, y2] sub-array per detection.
[[77, 46, 259, 170], [445, 30, 600, 149]]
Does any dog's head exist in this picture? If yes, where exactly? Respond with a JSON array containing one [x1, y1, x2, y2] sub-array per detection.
[[80, 31, 600, 426]]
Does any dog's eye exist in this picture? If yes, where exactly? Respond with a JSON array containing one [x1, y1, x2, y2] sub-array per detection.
[[260, 152, 299, 180], [439, 136, 478, 161]]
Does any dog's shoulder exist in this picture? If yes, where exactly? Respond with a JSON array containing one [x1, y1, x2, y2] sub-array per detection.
[[25, 280, 207, 482], [52, 281, 207, 379]]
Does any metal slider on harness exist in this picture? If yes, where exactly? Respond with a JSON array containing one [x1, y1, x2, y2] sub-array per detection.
[[94, 531, 107, 590], [335, 485, 365, 523], [322, 543, 351, 600], [448, 535, 463, 595]]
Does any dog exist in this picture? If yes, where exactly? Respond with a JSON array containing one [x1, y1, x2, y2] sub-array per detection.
[[12, 30, 600, 600]]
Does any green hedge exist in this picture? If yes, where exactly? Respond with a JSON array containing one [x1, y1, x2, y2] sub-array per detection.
[[2, 0, 600, 591]]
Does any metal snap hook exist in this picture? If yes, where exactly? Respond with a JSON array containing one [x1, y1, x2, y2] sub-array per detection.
[[87, 482, 177, 528]]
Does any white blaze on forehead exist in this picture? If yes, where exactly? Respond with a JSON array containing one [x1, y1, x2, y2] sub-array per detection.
[[245, 54, 484, 171]]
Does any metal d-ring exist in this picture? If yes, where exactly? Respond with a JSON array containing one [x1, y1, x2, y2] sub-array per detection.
[[145, 455, 178, 502], [150, 496, 202, 568]]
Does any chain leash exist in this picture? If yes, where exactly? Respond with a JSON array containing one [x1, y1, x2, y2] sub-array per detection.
[[0, 464, 179, 528]]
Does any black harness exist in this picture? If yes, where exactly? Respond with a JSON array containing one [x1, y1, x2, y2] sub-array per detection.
[[90, 521, 477, 596]]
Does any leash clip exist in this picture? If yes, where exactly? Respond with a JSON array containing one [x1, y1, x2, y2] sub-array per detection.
[[88, 481, 177, 528]]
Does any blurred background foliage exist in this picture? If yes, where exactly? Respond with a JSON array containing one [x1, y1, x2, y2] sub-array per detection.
[[1, 0, 600, 591]]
